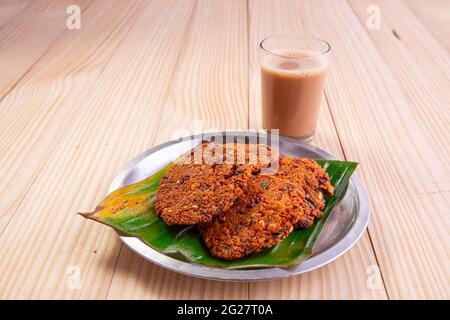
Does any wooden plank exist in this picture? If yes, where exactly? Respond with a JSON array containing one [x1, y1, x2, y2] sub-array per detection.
[[0, 0, 33, 29], [348, 0, 450, 242], [295, 0, 449, 299], [0, 0, 91, 99], [0, 0, 446, 300], [107, 0, 249, 300], [404, 0, 450, 50], [349, 0, 449, 169], [0, 0, 196, 299], [248, 0, 387, 299], [0, 0, 148, 233]]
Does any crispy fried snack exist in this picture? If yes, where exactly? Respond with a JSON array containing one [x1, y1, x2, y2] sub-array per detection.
[[199, 157, 334, 260], [199, 175, 304, 260], [155, 142, 278, 225], [276, 158, 334, 228]]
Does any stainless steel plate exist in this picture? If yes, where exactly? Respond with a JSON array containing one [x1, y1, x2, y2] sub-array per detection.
[[109, 131, 371, 281]]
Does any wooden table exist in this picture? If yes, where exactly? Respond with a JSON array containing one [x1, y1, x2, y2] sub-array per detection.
[[0, 0, 448, 300]]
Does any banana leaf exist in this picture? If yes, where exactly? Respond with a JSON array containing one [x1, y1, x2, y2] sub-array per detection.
[[80, 160, 357, 269]]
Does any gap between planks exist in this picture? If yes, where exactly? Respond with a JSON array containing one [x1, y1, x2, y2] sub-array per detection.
[[346, 0, 448, 299], [403, 0, 450, 51], [105, 0, 250, 300], [247, 0, 388, 299], [0, 0, 178, 300], [102, 0, 201, 300], [0, 0, 138, 237], [0, 1, 94, 105], [0, 1, 34, 30]]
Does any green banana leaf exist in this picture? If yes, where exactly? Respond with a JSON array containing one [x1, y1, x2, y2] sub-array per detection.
[[80, 160, 357, 269]]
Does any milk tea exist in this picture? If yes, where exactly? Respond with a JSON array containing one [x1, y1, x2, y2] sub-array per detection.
[[261, 49, 327, 140]]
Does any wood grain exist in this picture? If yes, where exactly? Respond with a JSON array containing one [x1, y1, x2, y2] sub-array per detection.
[[0, 0, 33, 29], [0, 0, 448, 300], [0, 0, 147, 232], [248, 0, 387, 300], [0, 0, 90, 99], [107, 0, 249, 300], [297, 0, 449, 299], [349, 0, 450, 167], [404, 0, 450, 50], [0, 0, 195, 299]]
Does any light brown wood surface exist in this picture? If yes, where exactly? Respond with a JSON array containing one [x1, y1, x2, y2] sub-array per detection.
[[405, 0, 450, 50], [0, 0, 448, 299]]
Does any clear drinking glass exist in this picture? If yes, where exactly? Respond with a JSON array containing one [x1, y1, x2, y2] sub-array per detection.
[[260, 35, 331, 142]]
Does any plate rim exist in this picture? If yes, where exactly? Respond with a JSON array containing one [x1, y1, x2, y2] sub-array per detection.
[[108, 131, 371, 281]]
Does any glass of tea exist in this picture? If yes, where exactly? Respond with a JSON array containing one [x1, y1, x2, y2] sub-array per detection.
[[260, 35, 331, 142]]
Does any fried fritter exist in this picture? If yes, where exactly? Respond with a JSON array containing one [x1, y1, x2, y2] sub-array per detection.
[[199, 157, 333, 260], [155, 142, 278, 225], [276, 158, 334, 228], [199, 175, 304, 260]]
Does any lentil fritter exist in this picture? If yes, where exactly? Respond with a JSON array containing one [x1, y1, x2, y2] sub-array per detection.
[[275, 157, 334, 229], [199, 157, 334, 260], [155, 142, 334, 260], [199, 174, 305, 260], [155, 142, 277, 225]]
